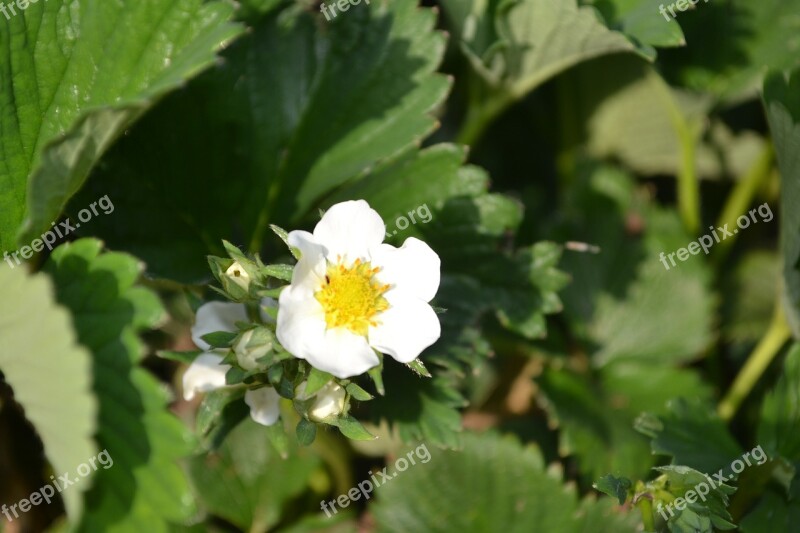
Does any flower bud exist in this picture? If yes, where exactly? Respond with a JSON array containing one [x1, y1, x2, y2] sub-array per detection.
[[225, 261, 251, 291], [233, 327, 274, 370], [296, 381, 347, 422]]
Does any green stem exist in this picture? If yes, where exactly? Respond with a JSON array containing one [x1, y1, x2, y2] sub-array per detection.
[[676, 119, 702, 235], [718, 302, 791, 421], [635, 481, 656, 532], [713, 144, 774, 262], [651, 70, 701, 234], [456, 87, 514, 148]]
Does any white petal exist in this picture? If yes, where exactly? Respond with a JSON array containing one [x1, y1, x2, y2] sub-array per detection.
[[369, 295, 441, 363], [371, 237, 441, 302], [311, 329, 380, 378], [277, 287, 380, 378], [277, 283, 328, 357], [286, 230, 328, 289], [182, 353, 230, 401], [191, 301, 248, 350], [245, 388, 281, 426], [313, 200, 385, 263]]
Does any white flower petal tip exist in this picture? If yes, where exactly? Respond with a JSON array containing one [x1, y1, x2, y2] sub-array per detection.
[[371, 237, 441, 302], [277, 199, 441, 378], [313, 200, 386, 262], [182, 353, 230, 401], [191, 301, 249, 350], [369, 296, 441, 363], [245, 387, 281, 426]]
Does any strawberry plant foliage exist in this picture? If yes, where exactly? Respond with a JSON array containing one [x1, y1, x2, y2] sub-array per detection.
[[0, 265, 96, 521], [45, 240, 194, 531], [0, 0, 242, 252], [0, 0, 798, 531]]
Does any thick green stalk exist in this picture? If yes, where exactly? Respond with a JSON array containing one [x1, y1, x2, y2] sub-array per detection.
[[718, 302, 791, 421]]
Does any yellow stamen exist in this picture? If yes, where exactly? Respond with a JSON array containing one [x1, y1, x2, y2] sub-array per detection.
[[315, 260, 389, 336]]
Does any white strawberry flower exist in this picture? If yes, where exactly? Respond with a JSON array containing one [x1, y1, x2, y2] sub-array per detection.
[[277, 200, 441, 379], [182, 301, 280, 426]]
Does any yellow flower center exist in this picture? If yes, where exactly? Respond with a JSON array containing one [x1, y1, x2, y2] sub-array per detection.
[[315, 259, 389, 336]]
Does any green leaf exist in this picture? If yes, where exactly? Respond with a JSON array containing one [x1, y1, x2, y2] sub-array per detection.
[[370, 362, 466, 449], [195, 388, 249, 451], [586, 0, 686, 51], [44, 239, 194, 531], [556, 164, 715, 366], [447, 0, 642, 89], [563, 56, 765, 180], [538, 361, 712, 481], [72, 0, 449, 282], [201, 331, 238, 349], [0, 0, 242, 252], [405, 359, 432, 378], [331, 415, 376, 441], [304, 368, 333, 397], [536, 163, 717, 481], [296, 418, 317, 446], [722, 252, 780, 345], [0, 266, 97, 520], [757, 344, 800, 463], [188, 418, 322, 531], [345, 382, 374, 402], [635, 398, 743, 473], [763, 69, 800, 338], [371, 431, 638, 532], [156, 349, 203, 364], [368, 364, 386, 397], [593, 474, 632, 505], [440, 0, 643, 135], [652, 465, 737, 533], [262, 264, 294, 282], [270, 225, 301, 260], [739, 478, 800, 533], [662, 0, 800, 102]]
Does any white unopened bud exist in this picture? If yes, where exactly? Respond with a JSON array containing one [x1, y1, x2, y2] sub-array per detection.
[[296, 381, 347, 421], [233, 328, 274, 370], [225, 261, 251, 291]]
